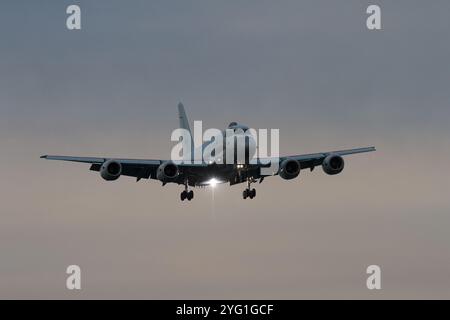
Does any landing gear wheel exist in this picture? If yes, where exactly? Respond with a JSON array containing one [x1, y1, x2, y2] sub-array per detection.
[[243, 188, 256, 199], [187, 190, 194, 201], [243, 178, 256, 200], [180, 190, 187, 201]]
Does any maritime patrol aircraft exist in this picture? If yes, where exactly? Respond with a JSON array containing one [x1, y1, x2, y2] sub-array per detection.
[[41, 103, 375, 201]]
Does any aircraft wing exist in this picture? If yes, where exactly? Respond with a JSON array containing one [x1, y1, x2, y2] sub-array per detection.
[[40, 155, 163, 180], [279, 146, 376, 171], [40, 155, 208, 181], [41, 146, 375, 181]]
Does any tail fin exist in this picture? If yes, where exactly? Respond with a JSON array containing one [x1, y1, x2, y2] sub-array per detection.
[[177, 102, 194, 153], [177, 102, 191, 133]]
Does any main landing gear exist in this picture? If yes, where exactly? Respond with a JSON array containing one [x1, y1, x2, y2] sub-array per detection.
[[242, 178, 256, 200], [180, 183, 194, 201]]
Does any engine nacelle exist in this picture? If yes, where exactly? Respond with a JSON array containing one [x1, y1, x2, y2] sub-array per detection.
[[322, 154, 344, 175], [157, 161, 179, 182], [100, 160, 122, 181], [279, 159, 300, 180]]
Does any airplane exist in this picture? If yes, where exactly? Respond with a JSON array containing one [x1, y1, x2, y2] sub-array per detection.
[[41, 103, 375, 201]]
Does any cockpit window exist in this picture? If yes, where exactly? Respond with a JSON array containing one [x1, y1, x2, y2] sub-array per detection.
[[228, 122, 238, 128]]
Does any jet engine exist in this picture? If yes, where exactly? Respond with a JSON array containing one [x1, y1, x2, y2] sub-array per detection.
[[100, 159, 122, 181], [279, 158, 300, 180], [157, 161, 179, 182], [322, 154, 344, 175]]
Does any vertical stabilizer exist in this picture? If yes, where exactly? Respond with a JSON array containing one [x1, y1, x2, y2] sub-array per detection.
[[177, 102, 192, 134], [177, 102, 194, 158]]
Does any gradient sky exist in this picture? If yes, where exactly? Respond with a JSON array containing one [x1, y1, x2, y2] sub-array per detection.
[[1, 0, 450, 299]]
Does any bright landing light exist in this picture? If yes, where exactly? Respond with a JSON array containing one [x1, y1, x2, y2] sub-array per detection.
[[207, 178, 220, 188]]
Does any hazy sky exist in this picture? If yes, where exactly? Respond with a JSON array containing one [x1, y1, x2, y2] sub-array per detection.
[[1, 0, 450, 299]]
